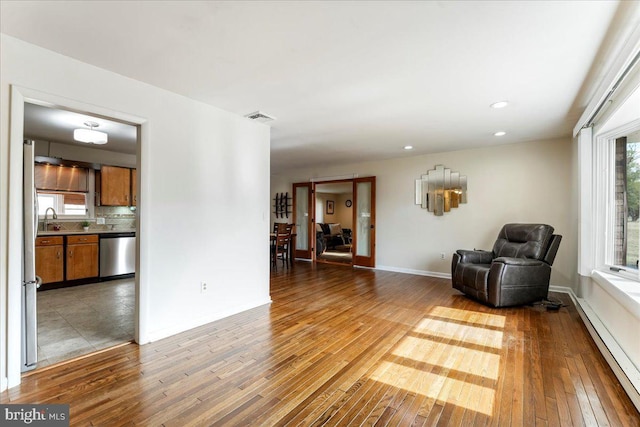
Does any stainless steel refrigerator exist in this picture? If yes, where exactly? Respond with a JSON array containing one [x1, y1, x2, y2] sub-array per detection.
[[22, 139, 39, 371]]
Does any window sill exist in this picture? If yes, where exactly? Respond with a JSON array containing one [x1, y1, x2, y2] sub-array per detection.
[[592, 270, 640, 320]]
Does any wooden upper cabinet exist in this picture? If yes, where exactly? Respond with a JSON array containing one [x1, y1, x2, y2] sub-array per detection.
[[35, 164, 88, 192], [131, 169, 137, 207], [100, 165, 131, 206]]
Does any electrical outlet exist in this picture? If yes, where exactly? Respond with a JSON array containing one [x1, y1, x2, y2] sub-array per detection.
[[200, 282, 207, 293], [96, 217, 105, 225], [440, 252, 446, 260]]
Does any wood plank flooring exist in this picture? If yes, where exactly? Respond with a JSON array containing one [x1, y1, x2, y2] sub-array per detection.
[[2, 262, 639, 426]]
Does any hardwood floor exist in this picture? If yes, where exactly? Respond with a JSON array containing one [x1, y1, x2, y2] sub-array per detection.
[[2, 262, 639, 426]]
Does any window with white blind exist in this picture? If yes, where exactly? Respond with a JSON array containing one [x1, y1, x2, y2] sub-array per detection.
[[37, 191, 89, 218]]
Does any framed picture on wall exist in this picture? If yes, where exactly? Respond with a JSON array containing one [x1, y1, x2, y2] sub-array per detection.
[[326, 200, 335, 214]]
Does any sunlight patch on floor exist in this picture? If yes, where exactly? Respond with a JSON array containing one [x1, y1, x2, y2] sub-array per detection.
[[392, 335, 500, 380], [428, 306, 506, 328], [371, 305, 504, 417], [413, 318, 504, 350], [373, 361, 495, 415]]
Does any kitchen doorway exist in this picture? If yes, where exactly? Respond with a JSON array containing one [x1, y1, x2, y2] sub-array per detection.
[[21, 97, 140, 370]]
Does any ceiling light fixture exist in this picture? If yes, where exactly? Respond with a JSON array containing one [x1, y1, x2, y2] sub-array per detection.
[[494, 131, 507, 136], [74, 121, 108, 144], [403, 145, 413, 150], [490, 101, 509, 109]]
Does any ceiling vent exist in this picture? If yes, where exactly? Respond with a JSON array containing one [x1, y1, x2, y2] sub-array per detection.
[[244, 111, 276, 123]]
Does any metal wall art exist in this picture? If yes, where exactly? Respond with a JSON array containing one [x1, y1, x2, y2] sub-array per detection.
[[273, 192, 291, 218], [415, 165, 467, 216]]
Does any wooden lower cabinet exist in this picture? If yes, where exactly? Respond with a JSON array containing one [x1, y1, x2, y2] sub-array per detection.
[[35, 236, 64, 284], [66, 235, 99, 281]]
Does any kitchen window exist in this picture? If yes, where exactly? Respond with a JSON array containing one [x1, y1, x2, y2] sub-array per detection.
[[37, 191, 88, 218]]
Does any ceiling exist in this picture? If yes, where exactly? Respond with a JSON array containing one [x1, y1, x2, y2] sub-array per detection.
[[24, 103, 138, 155], [0, 1, 633, 173]]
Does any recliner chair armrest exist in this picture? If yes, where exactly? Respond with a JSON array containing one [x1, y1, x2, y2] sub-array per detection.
[[492, 257, 545, 267], [456, 249, 493, 264]]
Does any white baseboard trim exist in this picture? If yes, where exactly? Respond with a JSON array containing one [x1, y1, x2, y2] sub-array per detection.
[[375, 265, 452, 279], [548, 285, 574, 294], [549, 286, 640, 412]]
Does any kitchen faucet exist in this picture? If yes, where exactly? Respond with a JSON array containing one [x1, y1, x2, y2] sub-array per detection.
[[43, 207, 57, 231]]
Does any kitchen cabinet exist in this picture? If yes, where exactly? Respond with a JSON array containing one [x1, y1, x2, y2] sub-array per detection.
[[35, 164, 88, 192], [35, 236, 64, 284], [66, 234, 99, 280], [100, 165, 131, 206]]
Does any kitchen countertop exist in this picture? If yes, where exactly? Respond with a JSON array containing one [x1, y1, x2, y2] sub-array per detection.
[[38, 229, 136, 236]]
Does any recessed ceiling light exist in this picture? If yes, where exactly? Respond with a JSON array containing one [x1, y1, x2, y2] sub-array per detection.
[[490, 101, 509, 109], [403, 145, 413, 150], [494, 131, 507, 136]]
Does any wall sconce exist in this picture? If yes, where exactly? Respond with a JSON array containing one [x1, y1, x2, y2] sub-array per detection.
[[415, 165, 467, 216]]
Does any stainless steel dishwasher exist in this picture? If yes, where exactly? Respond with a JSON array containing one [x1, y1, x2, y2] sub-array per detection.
[[99, 232, 136, 277]]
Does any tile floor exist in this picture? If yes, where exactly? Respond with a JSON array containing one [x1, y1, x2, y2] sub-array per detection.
[[36, 278, 135, 368]]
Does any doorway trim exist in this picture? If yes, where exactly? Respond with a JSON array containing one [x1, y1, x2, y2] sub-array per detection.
[[292, 176, 376, 268], [6, 85, 148, 389]]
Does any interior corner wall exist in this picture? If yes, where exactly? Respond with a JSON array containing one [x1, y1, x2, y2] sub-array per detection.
[[271, 137, 576, 286], [0, 35, 271, 389]]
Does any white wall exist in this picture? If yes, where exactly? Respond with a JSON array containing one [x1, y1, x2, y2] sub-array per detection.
[[0, 35, 271, 390], [272, 137, 576, 285]]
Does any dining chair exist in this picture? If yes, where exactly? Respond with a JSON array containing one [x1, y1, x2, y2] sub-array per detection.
[[274, 222, 288, 234], [271, 230, 291, 271]]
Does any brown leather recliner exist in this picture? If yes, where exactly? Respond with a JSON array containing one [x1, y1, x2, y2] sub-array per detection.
[[451, 223, 562, 308]]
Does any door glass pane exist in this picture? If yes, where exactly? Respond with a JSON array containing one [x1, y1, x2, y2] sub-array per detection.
[[296, 186, 309, 251], [356, 182, 371, 257]]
